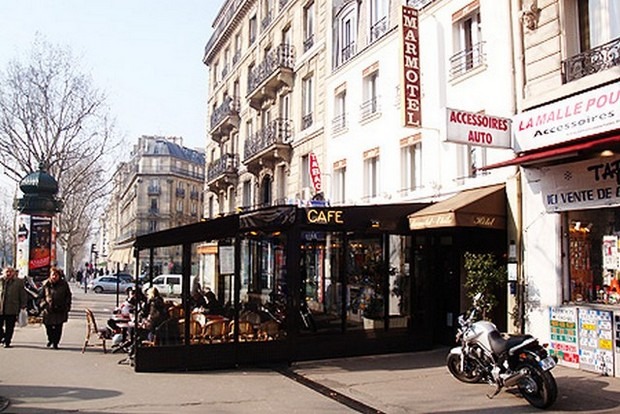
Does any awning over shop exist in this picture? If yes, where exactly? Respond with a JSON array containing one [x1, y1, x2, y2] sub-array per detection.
[[408, 184, 506, 230], [481, 134, 620, 170], [108, 247, 133, 263]]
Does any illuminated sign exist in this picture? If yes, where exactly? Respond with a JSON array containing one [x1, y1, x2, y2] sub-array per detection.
[[306, 209, 344, 225], [401, 5, 421, 128]]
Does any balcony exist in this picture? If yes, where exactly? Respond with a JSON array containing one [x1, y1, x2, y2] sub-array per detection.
[[176, 188, 185, 198], [562, 37, 620, 83], [449, 41, 486, 79], [207, 153, 239, 193], [337, 42, 356, 68], [210, 96, 241, 143], [147, 185, 161, 195], [243, 118, 293, 175], [370, 17, 388, 43], [247, 44, 295, 110]]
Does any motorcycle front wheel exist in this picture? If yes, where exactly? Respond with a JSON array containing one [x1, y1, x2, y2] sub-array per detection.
[[446, 353, 482, 383], [516, 361, 558, 409]]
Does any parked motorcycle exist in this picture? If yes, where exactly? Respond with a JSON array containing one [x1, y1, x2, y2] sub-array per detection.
[[446, 293, 558, 409]]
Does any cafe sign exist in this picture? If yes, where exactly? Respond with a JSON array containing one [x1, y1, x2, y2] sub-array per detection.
[[306, 209, 344, 225], [537, 154, 620, 212]]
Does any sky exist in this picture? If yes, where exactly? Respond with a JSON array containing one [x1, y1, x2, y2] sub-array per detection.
[[0, 0, 225, 153]]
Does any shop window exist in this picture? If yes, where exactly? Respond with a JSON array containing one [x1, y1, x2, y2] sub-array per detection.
[[239, 233, 287, 341], [565, 209, 620, 303]]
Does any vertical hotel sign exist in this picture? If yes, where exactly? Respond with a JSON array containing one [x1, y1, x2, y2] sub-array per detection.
[[401, 5, 421, 128]]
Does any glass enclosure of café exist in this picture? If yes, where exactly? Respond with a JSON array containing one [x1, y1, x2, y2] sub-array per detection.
[[133, 204, 430, 372]]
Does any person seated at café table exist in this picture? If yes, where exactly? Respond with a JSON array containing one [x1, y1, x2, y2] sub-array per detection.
[[204, 288, 224, 315], [140, 287, 168, 341], [190, 289, 207, 310]]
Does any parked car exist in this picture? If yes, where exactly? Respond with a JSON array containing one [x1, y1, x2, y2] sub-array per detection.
[[88, 276, 134, 294], [113, 273, 134, 284], [141, 274, 196, 297]]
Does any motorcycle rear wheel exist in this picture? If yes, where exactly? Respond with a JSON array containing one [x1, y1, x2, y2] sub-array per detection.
[[516, 361, 558, 409], [446, 353, 482, 383]]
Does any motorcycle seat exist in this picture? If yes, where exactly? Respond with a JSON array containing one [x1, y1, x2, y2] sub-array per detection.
[[488, 330, 534, 355]]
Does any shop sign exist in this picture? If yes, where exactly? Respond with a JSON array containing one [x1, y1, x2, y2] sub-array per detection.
[[400, 5, 421, 128], [445, 108, 511, 148], [514, 82, 620, 152], [306, 209, 344, 225], [308, 152, 322, 192], [408, 213, 455, 229], [538, 154, 620, 212]]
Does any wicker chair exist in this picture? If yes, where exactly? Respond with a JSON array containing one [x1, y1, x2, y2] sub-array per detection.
[[82, 308, 110, 353], [203, 319, 228, 343]]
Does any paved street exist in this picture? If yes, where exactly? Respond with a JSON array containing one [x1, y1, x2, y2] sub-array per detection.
[[2, 286, 620, 413]]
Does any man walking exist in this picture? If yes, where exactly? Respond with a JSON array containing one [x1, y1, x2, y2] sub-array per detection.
[[0, 267, 28, 348]]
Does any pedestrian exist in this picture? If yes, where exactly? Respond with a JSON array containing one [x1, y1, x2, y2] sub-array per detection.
[[0, 267, 28, 348], [40, 267, 72, 349]]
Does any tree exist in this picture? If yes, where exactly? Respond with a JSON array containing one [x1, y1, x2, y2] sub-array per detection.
[[0, 36, 119, 276], [463, 251, 506, 319]]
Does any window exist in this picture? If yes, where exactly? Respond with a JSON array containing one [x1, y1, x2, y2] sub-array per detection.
[[208, 195, 215, 218], [228, 186, 235, 213], [361, 69, 379, 120], [150, 198, 158, 213], [370, 0, 388, 42], [303, 1, 315, 52], [301, 154, 310, 190], [282, 26, 292, 46], [242, 180, 252, 208], [337, 7, 356, 66], [233, 33, 242, 64], [333, 161, 346, 204], [401, 140, 422, 193], [149, 220, 157, 233], [457, 144, 486, 181], [261, 0, 273, 30], [280, 91, 291, 120], [276, 164, 287, 203], [563, 0, 620, 82], [450, 3, 484, 78], [176, 199, 183, 213], [213, 60, 219, 84], [302, 75, 313, 129], [249, 15, 257, 45], [363, 150, 379, 199], [333, 88, 347, 133]]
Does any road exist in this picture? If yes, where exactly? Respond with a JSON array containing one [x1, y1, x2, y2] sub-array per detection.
[[1, 285, 620, 413]]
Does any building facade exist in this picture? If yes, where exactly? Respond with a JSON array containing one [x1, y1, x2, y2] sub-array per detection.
[[106, 136, 205, 274], [488, 0, 620, 376], [204, 0, 329, 217]]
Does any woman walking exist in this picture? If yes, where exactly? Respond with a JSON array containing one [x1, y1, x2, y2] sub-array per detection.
[[40, 267, 72, 349]]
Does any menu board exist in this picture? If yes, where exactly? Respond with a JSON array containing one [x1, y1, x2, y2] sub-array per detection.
[[578, 308, 614, 376], [549, 307, 579, 368]]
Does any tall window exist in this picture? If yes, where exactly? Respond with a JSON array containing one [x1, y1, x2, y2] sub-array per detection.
[[150, 198, 158, 213], [401, 140, 422, 193], [361, 69, 379, 120], [242, 180, 252, 208], [450, 4, 483, 78], [276, 164, 287, 203], [333, 88, 347, 133], [280, 91, 291, 120], [176, 199, 183, 213], [370, 0, 388, 42], [301, 154, 310, 190], [302, 75, 314, 129], [249, 15, 257, 45], [234, 33, 242, 64], [337, 8, 356, 66], [333, 161, 346, 204], [303, 1, 315, 51], [458, 144, 486, 181], [208, 195, 215, 218], [149, 220, 157, 233], [363, 150, 379, 199]]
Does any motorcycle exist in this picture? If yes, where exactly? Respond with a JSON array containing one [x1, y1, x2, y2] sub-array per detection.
[[446, 293, 558, 409]]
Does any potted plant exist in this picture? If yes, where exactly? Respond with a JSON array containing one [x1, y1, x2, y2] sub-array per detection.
[[463, 251, 506, 319]]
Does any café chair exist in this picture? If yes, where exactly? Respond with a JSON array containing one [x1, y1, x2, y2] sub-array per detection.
[[203, 319, 228, 343], [82, 308, 110, 353], [228, 320, 255, 341]]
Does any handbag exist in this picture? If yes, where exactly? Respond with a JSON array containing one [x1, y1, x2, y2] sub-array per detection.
[[18, 308, 28, 327]]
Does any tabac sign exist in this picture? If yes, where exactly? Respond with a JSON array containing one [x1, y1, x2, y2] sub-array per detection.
[[537, 154, 620, 212], [401, 5, 421, 128]]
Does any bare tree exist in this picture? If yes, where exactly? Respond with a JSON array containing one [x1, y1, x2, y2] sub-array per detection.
[[0, 36, 119, 276], [0, 193, 16, 267]]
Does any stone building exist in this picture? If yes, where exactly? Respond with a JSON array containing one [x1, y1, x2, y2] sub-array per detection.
[[106, 136, 205, 274]]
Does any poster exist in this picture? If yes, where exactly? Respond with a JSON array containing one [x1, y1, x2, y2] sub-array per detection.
[[29, 215, 52, 282], [15, 214, 30, 278], [218, 245, 235, 275], [549, 307, 579, 368], [603, 236, 618, 270], [578, 308, 614, 376]]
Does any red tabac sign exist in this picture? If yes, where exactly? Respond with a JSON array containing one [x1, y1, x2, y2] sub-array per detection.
[[401, 6, 421, 128], [309, 152, 322, 192]]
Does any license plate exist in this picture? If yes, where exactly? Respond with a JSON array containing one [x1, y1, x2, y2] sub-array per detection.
[[539, 356, 556, 371]]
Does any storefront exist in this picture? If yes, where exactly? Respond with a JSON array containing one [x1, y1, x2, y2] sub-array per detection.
[[133, 203, 438, 372], [488, 81, 620, 376]]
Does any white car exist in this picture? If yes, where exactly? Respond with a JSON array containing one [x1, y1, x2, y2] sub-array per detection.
[[89, 276, 134, 294], [142, 274, 196, 297]]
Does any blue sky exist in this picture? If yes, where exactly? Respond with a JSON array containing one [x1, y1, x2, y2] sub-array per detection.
[[0, 0, 225, 153]]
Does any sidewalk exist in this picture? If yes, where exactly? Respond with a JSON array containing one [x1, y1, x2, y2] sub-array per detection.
[[2, 290, 620, 413]]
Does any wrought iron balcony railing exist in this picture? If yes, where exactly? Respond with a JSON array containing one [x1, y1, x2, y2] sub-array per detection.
[[302, 113, 313, 130], [449, 41, 486, 78], [210, 96, 240, 130], [207, 153, 239, 183], [247, 44, 295, 95], [175, 188, 185, 197], [303, 34, 315, 52], [339, 42, 356, 67], [332, 113, 347, 134], [370, 17, 388, 43], [147, 185, 161, 195], [360, 96, 380, 121], [279, 0, 290, 9], [562, 37, 620, 83], [244, 118, 293, 161]]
